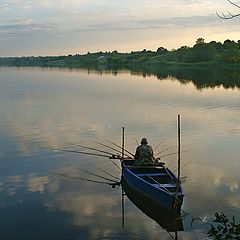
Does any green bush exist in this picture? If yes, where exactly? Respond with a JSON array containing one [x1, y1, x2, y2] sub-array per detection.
[[207, 212, 240, 239]]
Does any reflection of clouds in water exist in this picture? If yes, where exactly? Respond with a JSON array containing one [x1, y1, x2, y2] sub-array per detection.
[[0, 175, 23, 196], [0, 170, 202, 239], [0, 68, 239, 239], [226, 197, 240, 210], [184, 162, 240, 216], [45, 164, 171, 238], [0, 169, 200, 239], [27, 175, 49, 193], [46, 177, 60, 193], [49, 188, 204, 239], [52, 193, 162, 239], [57, 195, 118, 221], [0, 179, 4, 192], [229, 182, 238, 193], [0, 174, 60, 196], [27, 174, 62, 194], [0, 69, 239, 159], [0, 146, 3, 158], [1, 106, 107, 157]]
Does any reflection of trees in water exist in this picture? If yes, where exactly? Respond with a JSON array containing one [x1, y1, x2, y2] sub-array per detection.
[[128, 66, 240, 90], [157, 67, 240, 90], [85, 65, 240, 90]]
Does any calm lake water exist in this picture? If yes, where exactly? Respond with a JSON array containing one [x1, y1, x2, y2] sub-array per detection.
[[0, 67, 239, 239]]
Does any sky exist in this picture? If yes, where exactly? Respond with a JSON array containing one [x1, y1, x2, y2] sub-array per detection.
[[0, 0, 239, 56]]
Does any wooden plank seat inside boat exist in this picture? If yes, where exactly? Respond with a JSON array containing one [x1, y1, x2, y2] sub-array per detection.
[[151, 184, 181, 193], [128, 166, 167, 174], [126, 164, 177, 184], [136, 173, 168, 177], [139, 174, 172, 184]]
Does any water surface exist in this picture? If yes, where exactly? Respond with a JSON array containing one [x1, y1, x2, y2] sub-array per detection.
[[0, 67, 239, 239]]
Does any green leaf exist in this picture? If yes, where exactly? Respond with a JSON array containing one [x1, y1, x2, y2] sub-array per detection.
[[222, 226, 228, 234]]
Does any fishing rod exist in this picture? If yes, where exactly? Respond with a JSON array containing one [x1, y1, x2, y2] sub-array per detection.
[[110, 159, 121, 171], [51, 148, 123, 173], [90, 140, 132, 158], [171, 159, 192, 173], [155, 146, 175, 157], [153, 141, 163, 152], [159, 150, 188, 159], [75, 167, 118, 183], [0, 136, 45, 144], [104, 138, 135, 158], [135, 138, 139, 147], [50, 172, 120, 186], [96, 167, 120, 181], [51, 148, 113, 158], [69, 143, 116, 156]]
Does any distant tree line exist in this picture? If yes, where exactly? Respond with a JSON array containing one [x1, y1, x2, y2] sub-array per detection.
[[0, 38, 239, 68]]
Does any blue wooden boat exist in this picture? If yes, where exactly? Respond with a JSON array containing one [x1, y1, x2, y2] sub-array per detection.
[[121, 159, 184, 213], [122, 175, 184, 232]]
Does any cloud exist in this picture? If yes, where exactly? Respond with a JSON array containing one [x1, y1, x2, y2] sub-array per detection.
[[72, 14, 223, 33], [0, 0, 34, 11], [0, 0, 239, 55], [0, 21, 56, 38]]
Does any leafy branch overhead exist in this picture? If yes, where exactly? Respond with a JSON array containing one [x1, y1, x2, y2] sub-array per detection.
[[217, 0, 240, 19]]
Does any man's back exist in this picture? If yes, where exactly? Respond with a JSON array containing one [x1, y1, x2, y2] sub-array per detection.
[[134, 144, 155, 166]]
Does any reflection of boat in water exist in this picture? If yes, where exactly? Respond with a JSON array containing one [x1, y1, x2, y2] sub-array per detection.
[[121, 159, 184, 213], [121, 165, 184, 232]]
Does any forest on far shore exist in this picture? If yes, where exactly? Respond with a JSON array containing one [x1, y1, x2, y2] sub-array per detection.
[[0, 38, 239, 68]]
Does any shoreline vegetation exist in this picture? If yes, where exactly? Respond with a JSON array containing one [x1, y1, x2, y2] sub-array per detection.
[[1, 38, 239, 89]]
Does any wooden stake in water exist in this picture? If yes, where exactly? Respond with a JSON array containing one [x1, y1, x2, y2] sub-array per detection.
[[174, 114, 181, 212], [177, 114, 181, 186], [121, 127, 125, 159], [121, 127, 125, 227], [121, 186, 125, 227]]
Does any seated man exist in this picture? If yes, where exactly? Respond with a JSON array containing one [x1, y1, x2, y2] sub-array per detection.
[[134, 138, 155, 166]]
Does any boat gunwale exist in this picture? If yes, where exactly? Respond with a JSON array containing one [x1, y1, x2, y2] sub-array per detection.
[[122, 161, 184, 197]]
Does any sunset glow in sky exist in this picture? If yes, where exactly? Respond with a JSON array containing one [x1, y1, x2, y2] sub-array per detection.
[[0, 0, 239, 56]]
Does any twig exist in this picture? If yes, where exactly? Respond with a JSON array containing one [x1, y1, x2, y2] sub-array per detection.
[[216, 0, 240, 19]]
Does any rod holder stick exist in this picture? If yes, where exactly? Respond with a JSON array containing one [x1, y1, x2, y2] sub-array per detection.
[[121, 187, 125, 227], [121, 127, 125, 227], [121, 127, 125, 159], [177, 114, 181, 184], [174, 114, 181, 212]]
